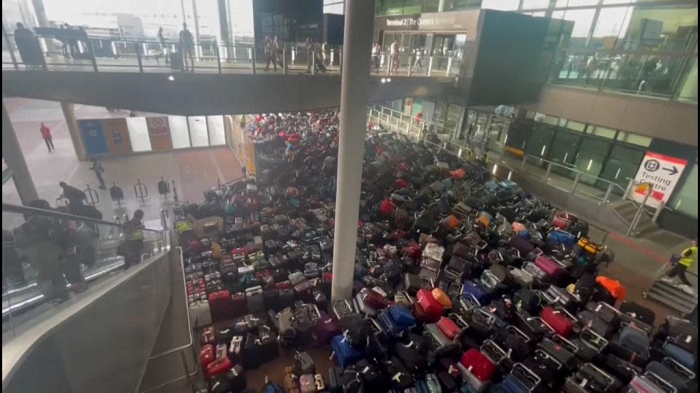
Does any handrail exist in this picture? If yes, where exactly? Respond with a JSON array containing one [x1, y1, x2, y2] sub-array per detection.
[[521, 154, 626, 193], [2, 202, 164, 233]]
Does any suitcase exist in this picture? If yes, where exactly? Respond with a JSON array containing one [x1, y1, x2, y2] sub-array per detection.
[[645, 359, 694, 391], [662, 343, 696, 369], [514, 311, 554, 341], [413, 302, 441, 324], [617, 324, 650, 357], [514, 289, 541, 315], [619, 301, 655, 326], [417, 288, 444, 319], [552, 212, 576, 230], [431, 288, 453, 310], [494, 325, 531, 362], [315, 312, 341, 344], [278, 289, 295, 310], [510, 267, 535, 288], [405, 273, 422, 295], [460, 349, 497, 382], [264, 289, 280, 312], [299, 374, 317, 393], [385, 356, 415, 391], [294, 351, 316, 376], [209, 290, 235, 322], [534, 256, 565, 278], [241, 333, 261, 370], [331, 335, 362, 367], [205, 356, 233, 379], [245, 286, 264, 313], [396, 339, 430, 375], [327, 367, 343, 393], [585, 302, 620, 330], [437, 316, 461, 340], [537, 335, 577, 370], [540, 307, 575, 338], [231, 292, 248, 318], [200, 344, 216, 369], [259, 328, 279, 363], [602, 354, 642, 383], [389, 305, 416, 328], [502, 363, 541, 393], [522, 262, 548, 283], [378, 308, 406, 337], [547, 230, 577, 247], [576, 310, 615, 339], [628, 375, 674, 393], [570, 363, 620, 393], [191, 301, 213, 328], [463, 280, 491, 305], [481, 339, 512, 370]]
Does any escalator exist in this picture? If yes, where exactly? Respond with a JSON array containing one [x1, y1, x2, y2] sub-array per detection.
[[2, 203, 173, 393]]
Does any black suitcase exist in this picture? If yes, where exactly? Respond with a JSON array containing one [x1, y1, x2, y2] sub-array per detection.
[[241, 333, 261, 369], [619, 301, 656, 326], [577, 310, 615, 339], [328, 367, 343, 393], [264, 289, 280, 312], [601, 355, 642, 383]]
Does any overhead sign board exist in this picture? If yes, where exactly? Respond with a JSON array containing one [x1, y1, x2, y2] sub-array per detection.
[[631, 152, 687, 208]]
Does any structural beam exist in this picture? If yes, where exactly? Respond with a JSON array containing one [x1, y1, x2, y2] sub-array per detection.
[[60, 102, 87, 161], [331, 0, 376, 302], [2, 101, 38, 204]]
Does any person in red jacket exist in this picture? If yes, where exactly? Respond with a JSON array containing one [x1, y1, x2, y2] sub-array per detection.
[[40, 123, 55, 152]]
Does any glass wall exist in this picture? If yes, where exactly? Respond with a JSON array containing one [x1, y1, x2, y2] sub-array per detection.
[[545, 1, 698, 102], [669, 162, 698, 219]]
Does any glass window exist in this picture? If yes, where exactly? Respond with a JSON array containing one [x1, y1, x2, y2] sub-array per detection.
[[669, 163, 698, 219], [482, 0, 519, 11], [558, 8, 597, 39], [526, 125, 555, 159], [324, 3, 344, 14], [588, 126, 617, 139], [126, 117, 152, 152], [550, 130, 581, 174], [541, 116, 559, 126], [617, 131, 652, 147], [599, 144, 646, 188], [575, 136, 612, 184], [189, 116, 209, 147], [591, 7, 633, 48], [556, 0, 598, 7], [169, 116, 191, 149], [207, 116, 226, 146], [618, 5, 698, 52], [522, 0, 550, 10], [565, 120, 586, 132]]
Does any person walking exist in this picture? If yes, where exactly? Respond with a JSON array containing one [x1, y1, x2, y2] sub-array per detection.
[[122, 209, 145, 269], [413, 47, 423, 72], [156, 27, 169, 65], [371, 42, 381, 73], [14, 23, 43, 67], [59, 181, 86, 208], [90, 158, 106, 189], [40, 122, 55, 152], [664, 240, 698, 295], [264, 36, 278, 71], [305, 37, 314, 73], [390, 40, 400, 74], [179, 23, 195, 72]]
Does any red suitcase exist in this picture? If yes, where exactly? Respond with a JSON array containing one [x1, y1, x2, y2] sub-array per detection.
[[209, 290, 235, 322], [534, 255, 565, 278], [437, 316, 461, 340], [200, 344, 216, 369], [201, 326, 215, 345], [413, 302, 440, 324], [541, 306, 575, 338], [231, 292, 248, 318], [552, 212, 575, 230], [460, 349, 496, 382], [205, 355, 233, 379], [417, 288, 444, 319]]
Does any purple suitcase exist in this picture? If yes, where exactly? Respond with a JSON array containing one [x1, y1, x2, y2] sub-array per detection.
[[314, 311, 341, 344], [535, 255, 565, 278]]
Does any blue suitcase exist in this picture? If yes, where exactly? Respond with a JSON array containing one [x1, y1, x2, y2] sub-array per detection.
[[663, 343, 696, 369], [331, 335, 363, 367], [547, 230, 577, 247], [500, 180, 519, 191], [617, 325, 650, 357], [463, 280, 490, 305], [378, 310, 405, 337], [388, 305, 416, 328]]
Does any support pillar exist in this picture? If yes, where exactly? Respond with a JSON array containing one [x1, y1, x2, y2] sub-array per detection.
[[331, 0, 376, 303], [61, 102, 87, 161], [30, 0, 56, 53], [2, 102, 38, 204]]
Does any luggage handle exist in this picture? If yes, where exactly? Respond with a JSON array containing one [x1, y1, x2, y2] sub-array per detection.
[[552, 334, 580, 354], [661, 357, 696, 380], [594, 301, 621, 315], [535, 349, 563, 371], [448, 313, 470, 330], [643, 372, 678, 393], [580, 363, 615, 389], [528, 317, 555, 334], [481, 339, 509, 364], [506, 325, 532, 344], [580, 328, 608, 352], [511, 363, 541, 391]]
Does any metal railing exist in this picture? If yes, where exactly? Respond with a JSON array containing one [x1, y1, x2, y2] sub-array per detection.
[[549, 48, 698, 104], [2, 32, 461, 79], [368, 105, 456, 141], [2, 202, 169, 342]]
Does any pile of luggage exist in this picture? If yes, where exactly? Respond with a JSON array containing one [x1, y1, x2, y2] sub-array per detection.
[[181, 112, 697, 393]]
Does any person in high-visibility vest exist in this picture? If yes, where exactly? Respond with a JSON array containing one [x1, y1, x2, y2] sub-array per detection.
[[124, 209, 145, 270], [664, 240, 697, 294]]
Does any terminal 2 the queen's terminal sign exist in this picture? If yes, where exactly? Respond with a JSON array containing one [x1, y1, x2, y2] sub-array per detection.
[[376, 11, 480, 32]]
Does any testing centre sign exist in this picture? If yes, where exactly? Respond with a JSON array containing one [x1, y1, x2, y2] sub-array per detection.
[[631, 152, 687, 208]]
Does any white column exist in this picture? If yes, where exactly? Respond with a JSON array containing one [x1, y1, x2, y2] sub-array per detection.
[[331, 0, 376, 302], [61, 102, 87, 161], [438, 0, 447, 12], [2, 102, 38, 204]]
